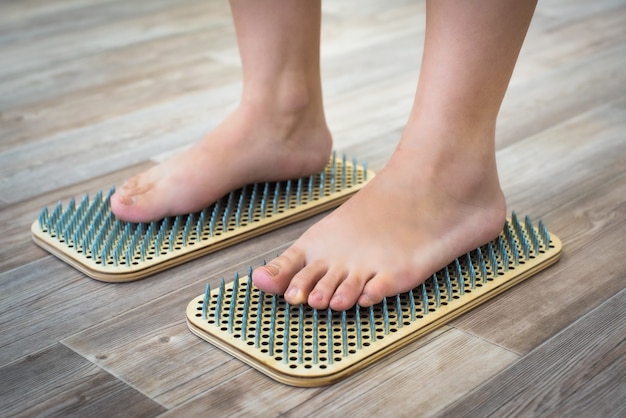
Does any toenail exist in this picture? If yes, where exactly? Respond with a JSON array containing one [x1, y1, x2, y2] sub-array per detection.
[[359, 294, 373, 306], [286, 287, 306, 304], [264, 264, 280, 277], [310, 291, 324, 303], [118, 193, 136, 206]]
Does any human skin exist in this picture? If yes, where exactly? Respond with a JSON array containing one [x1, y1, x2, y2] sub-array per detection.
[[252, 0, 537, 311], [111, 0, 537, 311]]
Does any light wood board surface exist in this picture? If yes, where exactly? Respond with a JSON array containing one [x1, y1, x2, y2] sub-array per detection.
[[1, 0, 624, 416]]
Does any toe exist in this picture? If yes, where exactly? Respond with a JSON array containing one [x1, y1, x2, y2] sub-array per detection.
[[284, 260, 327, 305], [110, 192, 138, 222], [357, 272, 396, 307], [114, 176, 144, 203], [111, 175, 163, 222], [307, 268, 348, 310], [251, 247, 306, 296], [111, 192, 162, 223], [329, 271, 373, 311]]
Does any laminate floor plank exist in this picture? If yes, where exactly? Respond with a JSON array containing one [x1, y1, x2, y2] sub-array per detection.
[[158, 329, 446, 416], [283, 330, 517, 417], [533, 0, 626, 25], [0, 0, 113, 26], [438, 289, 626, 418], [55, 215, 325, 408], [0, 57, 240, 151], [324, 74, 414, 152], [0, 343, 166, 418], [0, 0, 228, 79], [64, 295, 252, 410], [513, 2, 626, 77], [499, 100, 626, 217], [497, 42, 626, 148], [0, 23, 239, 150], [1, 10, 429, 207], [0, 0, 423, 147], [495, 0, 626, 147], [5, 0, 622, 208], [0, 0, 210, 33]]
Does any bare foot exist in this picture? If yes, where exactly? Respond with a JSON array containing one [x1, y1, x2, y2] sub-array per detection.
[[252, 136, 507, 311], [111, 102, 332, 222]]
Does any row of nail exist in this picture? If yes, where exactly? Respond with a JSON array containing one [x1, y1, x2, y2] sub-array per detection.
[[201, 273, 449, 366], [201, 271, 383, 365], [200, 214, 552, 365], [37, 154, 368, 266]]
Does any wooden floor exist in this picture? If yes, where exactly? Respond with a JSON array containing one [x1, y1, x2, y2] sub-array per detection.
[[1, 0, 625, 416]]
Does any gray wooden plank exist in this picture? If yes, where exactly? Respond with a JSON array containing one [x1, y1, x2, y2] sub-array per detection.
[[451, 194, 624, 354], [497, 42, 626, 148], [65, 292, 254, 410], [530, 0, 626, 26], [499, 99, 626, 217], [512, 1, 626, 80], [0, 343, 165, 417], [437, 289, 626, 418], [4, 0, 623, 209], [0, 56, 240, 152], [164, 328, 517, 417], [0, 10, 429, 207], [0, 0, 228, 79]]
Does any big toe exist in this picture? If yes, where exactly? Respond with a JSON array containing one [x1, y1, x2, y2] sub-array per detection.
[[110, 178, 164, 222], [251, 248, 306, 296]]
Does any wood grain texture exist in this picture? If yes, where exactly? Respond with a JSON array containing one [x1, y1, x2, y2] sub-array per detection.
[[1, 0, 624, 415], [0, 343, 165, 417], [164, 328, 517, 417], [438, 289, 626, 418], [496, 0, 626, 147]]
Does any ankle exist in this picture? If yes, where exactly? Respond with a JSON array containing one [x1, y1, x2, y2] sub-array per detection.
[[390, 125, 503, 205], [242, 72, 324, 116], [235, 86, 329, 151]]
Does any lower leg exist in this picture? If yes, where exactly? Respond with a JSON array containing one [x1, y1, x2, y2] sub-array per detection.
[[112, 0, 331, 222], [253, 0, 537, 311]]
